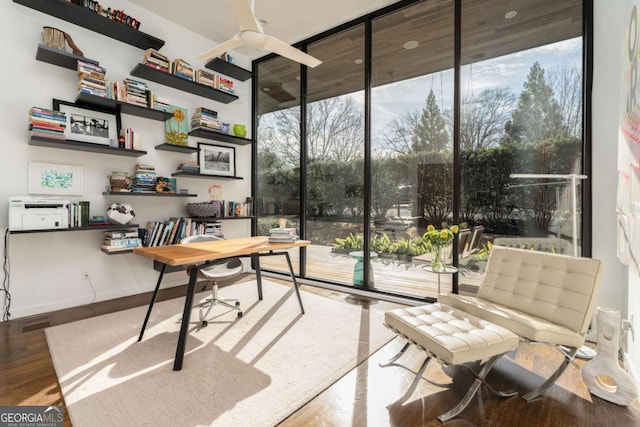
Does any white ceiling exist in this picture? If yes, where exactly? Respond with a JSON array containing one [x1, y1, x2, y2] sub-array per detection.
[[129, 0, 399, 58]]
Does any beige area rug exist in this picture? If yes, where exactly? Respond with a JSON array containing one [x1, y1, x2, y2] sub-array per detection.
[[45, 280, 395, 427]]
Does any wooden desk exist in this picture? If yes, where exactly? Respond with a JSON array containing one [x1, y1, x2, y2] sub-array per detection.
[[134, 236, 310, 371]]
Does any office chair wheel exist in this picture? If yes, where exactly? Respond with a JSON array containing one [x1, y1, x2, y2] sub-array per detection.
[[235, 301, 241, 307], [201, 320, 208, 327], [237, 312, 243, 318]]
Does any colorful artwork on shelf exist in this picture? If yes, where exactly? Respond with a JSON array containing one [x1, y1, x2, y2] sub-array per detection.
[[165, 105, 188, 146]]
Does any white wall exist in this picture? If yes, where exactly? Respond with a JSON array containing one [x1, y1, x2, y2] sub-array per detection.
[[593, 0, 640, 380], [0, 1, 252, 319]]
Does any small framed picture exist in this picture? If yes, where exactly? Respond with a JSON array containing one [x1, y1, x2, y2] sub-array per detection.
[[28, 161, 83, 196], [198, 143, 236, 176], [53, 99, 121, 146]]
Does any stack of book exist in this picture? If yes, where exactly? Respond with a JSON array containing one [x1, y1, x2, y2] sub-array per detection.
[[226, 198, 253, 217], [77, 60, 108, 98], [216, 76, 234, 94], [29, 107, 66, 140], [196, 69, 215, 88], [172, 59, 194, 81], [268, 227, 299, 243], [149, 93, 171, 112], [191, 107, 220, 131], [102, 229, 142, 253], [68, 201, 90, 227], [132, 164, 157, 193], [143, 49, 170, 72], [143, 217, 221, 247], [176, 160, 199, 174], [123, 78, 149, 107]]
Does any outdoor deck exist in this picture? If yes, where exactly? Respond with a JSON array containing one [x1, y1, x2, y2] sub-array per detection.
[[258, 244, 483, 299]]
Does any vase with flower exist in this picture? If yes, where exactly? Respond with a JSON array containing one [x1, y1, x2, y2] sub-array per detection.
[[423, 224, 459, 271]]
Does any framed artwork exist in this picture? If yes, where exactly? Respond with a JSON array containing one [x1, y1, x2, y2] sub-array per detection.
[[165, 105, 188, 146], [198, 143, 236, 176], [28, 161, 83, 195], [53, 99, 120, 146]]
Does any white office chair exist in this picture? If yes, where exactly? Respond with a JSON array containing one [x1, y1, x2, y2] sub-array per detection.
[[181, 235, 244, 325]]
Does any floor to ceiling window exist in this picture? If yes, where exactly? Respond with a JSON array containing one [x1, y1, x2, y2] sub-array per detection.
[[370, 1, 455, 298], [253, 0, 588, 300]]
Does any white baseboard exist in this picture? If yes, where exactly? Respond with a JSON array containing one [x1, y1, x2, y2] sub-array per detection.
[[7, 277, 187, 320]]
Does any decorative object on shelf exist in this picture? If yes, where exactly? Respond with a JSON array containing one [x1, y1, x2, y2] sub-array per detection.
[[165, 105, 188, 146], [581, 307, 639, 406], [53, 99, 120, 146], [108, 171, 130, 192], [156, 177, 176, 193], [106, 203, 135, 225], [42, 26, 84, 56], [186, 202, 218, 218], [220, 122, 230, 134], [198, 143, 236, 176], [233, 123, 247, 138], [422, 224, 459, 271], [28, 161, 83, 196], [208, 184, 223, 199]]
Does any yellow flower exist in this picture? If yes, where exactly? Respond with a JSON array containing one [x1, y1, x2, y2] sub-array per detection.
[[440, 229, 448, 239], [427, 224, 435, 232], [173, 109, 185, 122], [451, 225, 459, 234]]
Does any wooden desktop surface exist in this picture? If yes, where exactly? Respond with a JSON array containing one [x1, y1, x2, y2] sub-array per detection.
[[133, 236, 310, 266]]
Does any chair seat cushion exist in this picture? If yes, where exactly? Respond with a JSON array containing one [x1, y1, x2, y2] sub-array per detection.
[[438, 293, 586, 348], [385, 303, 518, 365], [187, 260, 243, 280]]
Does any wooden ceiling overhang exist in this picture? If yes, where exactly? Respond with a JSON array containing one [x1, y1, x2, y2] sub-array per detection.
[[257, 0, 583, 115]]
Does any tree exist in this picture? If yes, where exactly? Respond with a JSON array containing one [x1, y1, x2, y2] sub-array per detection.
[[548, 65, 582, 138], [257, 96, 364, 165], [459, 87, 515, 149], [506, 62, 563, 143], [381, 110, 420, 156], [412, 89, 449, 152]]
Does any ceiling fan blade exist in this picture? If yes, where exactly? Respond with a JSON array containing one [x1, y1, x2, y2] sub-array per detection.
[[262, 35, 322, 68], [233, 0, 262, 33], [196, 34, 244, 61]]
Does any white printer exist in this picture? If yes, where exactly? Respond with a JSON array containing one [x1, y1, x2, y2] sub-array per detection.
[[9, 196, 70, 231]]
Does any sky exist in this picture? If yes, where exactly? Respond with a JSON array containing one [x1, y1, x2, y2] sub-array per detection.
[[368, 37, 583, 145]]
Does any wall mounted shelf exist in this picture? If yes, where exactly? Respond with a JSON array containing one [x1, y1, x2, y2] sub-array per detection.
[[205, 58, 252, 82], [75, 92, 172, 121], [103, 192, 197, 197], [101, 249, 135, 255], [188, 128, 253, 146], [191, 216, 256, 221], [29, 136, 147, 157], [14, 0, 164, 50], [35, 44, 99, 70], [130, 64, 238, 104], [172, 172, 244, 180], [10, 223, 140, 235], [154, 143, 198, 153]]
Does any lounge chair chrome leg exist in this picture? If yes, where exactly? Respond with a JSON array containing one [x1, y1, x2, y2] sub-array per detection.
[[388, 354, 432, 407], [438, 354, 508, 423], [522, 346, 577, 401], [459, 362, 518, 398], [380, 342, 411, 367]]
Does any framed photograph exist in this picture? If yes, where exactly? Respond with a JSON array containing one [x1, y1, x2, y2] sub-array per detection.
[[28, 161, 83, 196], [53, 99, 121, 146], [198, 143, 236, 176]]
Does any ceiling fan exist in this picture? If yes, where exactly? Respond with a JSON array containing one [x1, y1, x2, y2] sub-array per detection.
[[195, 0, 322, 68]]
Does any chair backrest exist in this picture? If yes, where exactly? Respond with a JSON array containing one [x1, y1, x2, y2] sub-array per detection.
[[181, 234, 222, 244], [468, 225, 484, 252], [479, 246, 602, 334], [457, 229, 472, 255]]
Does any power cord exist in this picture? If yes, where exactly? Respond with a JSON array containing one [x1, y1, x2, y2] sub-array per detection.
[[84, 274, 97, 305], [2, 229, 11, 321]]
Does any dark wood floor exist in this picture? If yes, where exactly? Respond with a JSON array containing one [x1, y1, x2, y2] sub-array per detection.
[[1, 275, 639, 426]]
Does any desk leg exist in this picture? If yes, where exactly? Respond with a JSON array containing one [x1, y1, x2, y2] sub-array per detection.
[[138, 263, 166, 342], [173, 265, 198, 371], [284, 252, 305, 314], [253, 254, 263, 300]]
